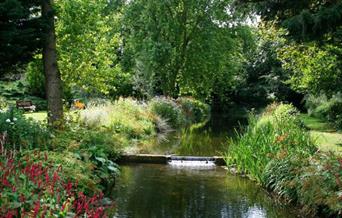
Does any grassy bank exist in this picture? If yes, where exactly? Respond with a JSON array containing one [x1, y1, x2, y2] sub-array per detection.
[[225, 103, 342, 217], [0, 96, 209, 216], [300, 114, 342, 154]]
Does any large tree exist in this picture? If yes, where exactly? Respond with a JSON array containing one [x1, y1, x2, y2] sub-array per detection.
[[42, 0, 63, 126], [239, 0, 342, 42], [123, 0, 254, 100], [0, 0, 42, 74], [55, 0, 127, 98]]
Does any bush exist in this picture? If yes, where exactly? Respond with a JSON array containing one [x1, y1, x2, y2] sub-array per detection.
[[264, 152, 342, 216], [305, 93, 342, 129], [177, 97, 210, 124], [225, 103, 341, 216], [0, 152, 114, 217], [225, 103, 317, 182], [0, 96, 7, 110], [0, 109, 50, 150], [25, 56, 45, 98], [79, 98, 156, 139], [149, 97, 185, 128]]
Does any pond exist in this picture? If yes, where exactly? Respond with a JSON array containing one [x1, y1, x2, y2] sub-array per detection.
[[111, 163, 299, 218], [133, 113, 246, 156]]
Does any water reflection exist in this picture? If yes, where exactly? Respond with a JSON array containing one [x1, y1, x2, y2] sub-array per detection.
[[112, 164, 298, 218], [135, 113, 245, 156]]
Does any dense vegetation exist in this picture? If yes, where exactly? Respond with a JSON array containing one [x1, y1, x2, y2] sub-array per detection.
[[225, 104, 341, 216], [1, 0, 341, 217]]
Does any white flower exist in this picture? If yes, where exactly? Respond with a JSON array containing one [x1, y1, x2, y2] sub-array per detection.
[[13, 117, 17, 121], [6, 119, 11, 123]]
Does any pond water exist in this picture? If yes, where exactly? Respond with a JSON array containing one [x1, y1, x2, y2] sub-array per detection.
[[111, 164, 299, 218], [134, 113, 246, 156]]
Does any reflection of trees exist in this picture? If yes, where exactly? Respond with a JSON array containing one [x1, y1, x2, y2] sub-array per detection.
[[112, 164, 294, 217]]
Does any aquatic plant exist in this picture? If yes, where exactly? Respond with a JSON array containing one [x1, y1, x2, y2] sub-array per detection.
[[225, 103, 342, 216], [225, 103, 316, 182]]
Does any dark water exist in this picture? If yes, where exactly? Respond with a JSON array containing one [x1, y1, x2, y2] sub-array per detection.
[[135, 113, 246, 156], [112, 164, 299, 218]]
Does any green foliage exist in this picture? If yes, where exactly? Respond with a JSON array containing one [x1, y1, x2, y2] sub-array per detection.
[[25, 56, 45, 98], [56, 0, 132, 98], [264, 153, 342, 216], [149, 97, 185, 128], [305, 93, 342, 129], [0, 109, 50, 150], [177, 97, 210, 124], [236, 23, 304, 108], [225, 103, 341, 216], [243, 0, 342, 41], [0, 81, 47, 111], [225, 103, 316, 182], [123, 0, 253, 100], [0, 0, 42, 73], [278, 43, 342, 95], [79, 98, 156, 139], [0, 97, 8, 110], [0, 152, 114, 217]]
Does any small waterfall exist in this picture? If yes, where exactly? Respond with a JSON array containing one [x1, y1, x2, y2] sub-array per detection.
[[167, 156, 216, 168]]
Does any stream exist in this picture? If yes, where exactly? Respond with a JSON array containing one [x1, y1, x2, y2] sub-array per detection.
[[112, 114, 300, 217], [111, 164, 298, 218]]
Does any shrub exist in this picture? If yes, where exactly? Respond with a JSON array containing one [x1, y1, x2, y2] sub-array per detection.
[[177, 97, 210, 124], [305, 93, 342, 129], [0, 152, 114, 217], [149, 96, 185, 128], [225, 103, 317, 182], [50, 123, 121, 192], [264, 152, 342, 216], [79, 98, 156, 139], [0, 96, 7, 110], [0, 109, 50, 150], [25, 56, 45, 98]]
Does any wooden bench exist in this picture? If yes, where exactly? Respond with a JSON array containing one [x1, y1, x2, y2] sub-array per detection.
[[16, 100, 36, 111]]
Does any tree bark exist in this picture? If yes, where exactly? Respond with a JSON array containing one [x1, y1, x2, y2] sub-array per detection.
[[42, 0, 63, 127]]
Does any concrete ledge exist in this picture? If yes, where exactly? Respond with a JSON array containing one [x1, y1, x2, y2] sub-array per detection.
[[117, 154, 170, 164], [117, 154, 226, 166]]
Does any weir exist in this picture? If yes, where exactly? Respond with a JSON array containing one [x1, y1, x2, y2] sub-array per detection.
[[117, 154, 226, 166]]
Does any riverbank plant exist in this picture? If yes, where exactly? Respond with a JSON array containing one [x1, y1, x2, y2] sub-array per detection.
[[0, 152, 115, 217], [225, 103, 316, 182], [148, 96, 185, 128], [79, 98, 156, 139], [177, 97, 210, 125], [225, 103, 341, 216], [263, 152, 342, 216]]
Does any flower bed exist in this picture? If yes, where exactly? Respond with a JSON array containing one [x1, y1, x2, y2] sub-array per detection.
[[0, 152, 114, 217]]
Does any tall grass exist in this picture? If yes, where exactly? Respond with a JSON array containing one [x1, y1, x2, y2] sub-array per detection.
[[225, 103, 317, 182], [79, 98, 156, 139], [225, 103, 342, 216]]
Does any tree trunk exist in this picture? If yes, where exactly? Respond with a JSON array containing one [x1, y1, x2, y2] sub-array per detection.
[[42, 0, 63, 127]]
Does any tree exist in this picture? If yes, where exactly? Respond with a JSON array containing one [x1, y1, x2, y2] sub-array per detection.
[[123, 0, 254, 101], [278, 42, 342, 95], [56, 0, 129, 98], [42, 0, 63, 126], [239, 0, 342, 42], [0, 0, 42, 74]]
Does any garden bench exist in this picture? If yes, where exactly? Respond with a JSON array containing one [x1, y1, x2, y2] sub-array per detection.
[[16, 100, 36, 111]]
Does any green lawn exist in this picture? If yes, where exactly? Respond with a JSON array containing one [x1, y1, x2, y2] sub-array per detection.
[[24, 111, 47, 122], [300, 114, 342, 154]]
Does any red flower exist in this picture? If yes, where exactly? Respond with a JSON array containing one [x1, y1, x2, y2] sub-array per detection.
[[33, 201, 40, 217]]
